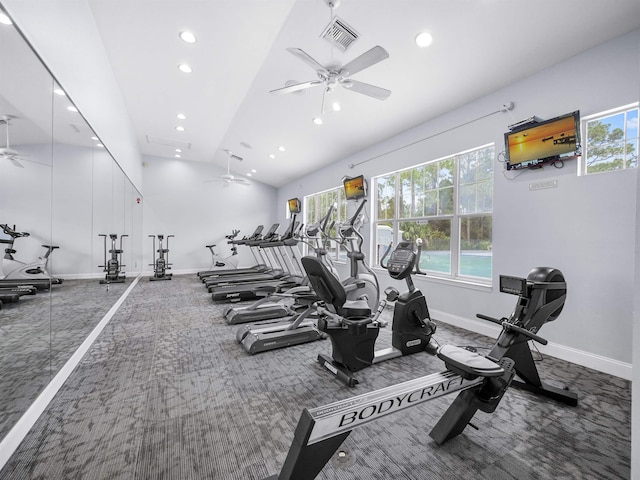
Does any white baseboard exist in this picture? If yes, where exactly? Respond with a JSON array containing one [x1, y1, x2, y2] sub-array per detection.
[[431, 309, 632, 380]]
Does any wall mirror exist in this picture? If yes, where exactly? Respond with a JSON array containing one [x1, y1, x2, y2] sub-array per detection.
[[0, 12, 142, 443]]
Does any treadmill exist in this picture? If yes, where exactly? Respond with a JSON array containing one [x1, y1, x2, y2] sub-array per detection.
[[210, 213, 305, 303], [198, 226, 265, 280]]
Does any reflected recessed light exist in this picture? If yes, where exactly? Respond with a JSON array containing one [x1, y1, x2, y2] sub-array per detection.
[[67, 105, 78, 112], [175, 126, 185, 131], [91, 136, 99, 141], [415, 31, 433, 48], [96, 143, 104, 148], [313, 117, 323, 125], [177, 113, 186, 120], [179, 31, 197, 43], [251, 169, 257, 173], [178, 64, 192, 73], [175, 148, 182, 153], [246, 173, 252, 177], [269, 154, 276, 159], [54, 88, 66, 96], [175, 154, 182, 158], [278, 146, 285, 152], [0, 13, 12, 25]]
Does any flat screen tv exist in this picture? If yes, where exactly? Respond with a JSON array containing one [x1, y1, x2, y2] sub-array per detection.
[[505, 110, 581, 170], [343, 175, 367, 200], [287, 197, 301, 214]]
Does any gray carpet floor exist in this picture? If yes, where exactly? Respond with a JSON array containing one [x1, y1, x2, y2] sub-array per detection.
[[0, 274, 631, 479]]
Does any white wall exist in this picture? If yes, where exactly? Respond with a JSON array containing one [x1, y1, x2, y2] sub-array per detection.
[[3, 0, 144, 193], [278, 29, 640, 378], [141, 155, 278, 274]]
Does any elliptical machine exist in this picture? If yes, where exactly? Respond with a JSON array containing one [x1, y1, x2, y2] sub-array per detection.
[[149, 234, 174, 281], [0, 224, 62, 283], [305, 240, 437, 387], [99, 233, 127, 284]]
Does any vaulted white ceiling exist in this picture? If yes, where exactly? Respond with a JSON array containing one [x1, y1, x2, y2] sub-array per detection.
[[19, 0, 640, 187]]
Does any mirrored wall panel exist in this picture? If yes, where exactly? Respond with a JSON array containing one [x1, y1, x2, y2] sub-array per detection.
[[0, 11, 142, 443]]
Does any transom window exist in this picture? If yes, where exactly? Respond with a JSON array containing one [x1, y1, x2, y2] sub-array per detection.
[[374, 143, 494, 282], [581, 103, 639, 175]]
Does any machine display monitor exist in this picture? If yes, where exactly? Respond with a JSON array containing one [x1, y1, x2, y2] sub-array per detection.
[[343, 175, 367, 200]]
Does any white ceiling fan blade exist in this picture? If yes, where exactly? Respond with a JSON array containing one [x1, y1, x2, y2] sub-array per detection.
[[9, 157, 24, 168], [270, 80, 324, 95], [339, 46, 389, 77], [286, 48, 329, 75], [342, 79, 391, 100]]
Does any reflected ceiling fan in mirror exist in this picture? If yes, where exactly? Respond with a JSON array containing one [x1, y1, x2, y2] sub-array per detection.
[[0, 114, 25, 168], [205, 149, 250, 187], [270, 45, 391, 101]]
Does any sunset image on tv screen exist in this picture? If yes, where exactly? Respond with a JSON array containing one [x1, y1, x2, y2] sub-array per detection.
[[507, 115, 577, 166]]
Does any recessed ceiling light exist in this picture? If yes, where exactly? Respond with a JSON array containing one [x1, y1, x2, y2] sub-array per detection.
[[67, 105, 78, 112], [0, 13, 12, 25], [415, 31, 433, 48], [175, 154, 182, 158], [178, 64, 192, 73], [269, 154, 276, 159], [175, 148, 182, 153], [175, 126, 185, 131], [246, 173, 252, 177], [91, 136, 99, 141], [96, 143, 104, 148], [278, 146, 285, 152], [313, 117, 323, 125], [332, 102, 341, 112], [179, 31, 196, 44], [251, 169, 257, 173], [53, 88, 66, 96], [177, 113, 186, 120]]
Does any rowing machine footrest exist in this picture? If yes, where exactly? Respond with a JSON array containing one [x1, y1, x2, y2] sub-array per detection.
[[438, 345, 504, 380]]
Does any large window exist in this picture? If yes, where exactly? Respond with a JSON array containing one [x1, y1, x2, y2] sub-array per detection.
[[373, 144, 494, 282], [581, 103, 639, 175], [304, 186, 348, 261]]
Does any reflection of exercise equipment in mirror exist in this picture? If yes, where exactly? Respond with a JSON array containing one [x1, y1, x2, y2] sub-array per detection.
[[0, 224, 63, 284], [265, 266, 576, 480], [98, 234, 128, 284], [149, 234, 174, 281]]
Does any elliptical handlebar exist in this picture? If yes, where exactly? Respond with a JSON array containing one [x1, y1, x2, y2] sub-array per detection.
[[476, 313, 548, 345]]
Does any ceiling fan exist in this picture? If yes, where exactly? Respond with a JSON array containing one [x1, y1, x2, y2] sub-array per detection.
[[0, 115, 25, 168], [270, 45, 391, 101], [205, 150, 250, 187]]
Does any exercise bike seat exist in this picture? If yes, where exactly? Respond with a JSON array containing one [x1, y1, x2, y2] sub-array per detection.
[[437, 344, 504, 379]]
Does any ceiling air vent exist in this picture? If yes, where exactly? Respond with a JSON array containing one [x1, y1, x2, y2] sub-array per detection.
[[145, 134, 192, 151], [230, 153, 243, 162], [320, 16, 358, 52]]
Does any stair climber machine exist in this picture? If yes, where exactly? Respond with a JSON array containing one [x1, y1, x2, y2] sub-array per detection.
[[264, 266, 576, 480], [0, 223, 63, 289], [224, 199, 332, 326], [196, 229, 241, 279], [149, 234, 174, 281], [98, 233, 127, 284], [209, 213, 306, 303]]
